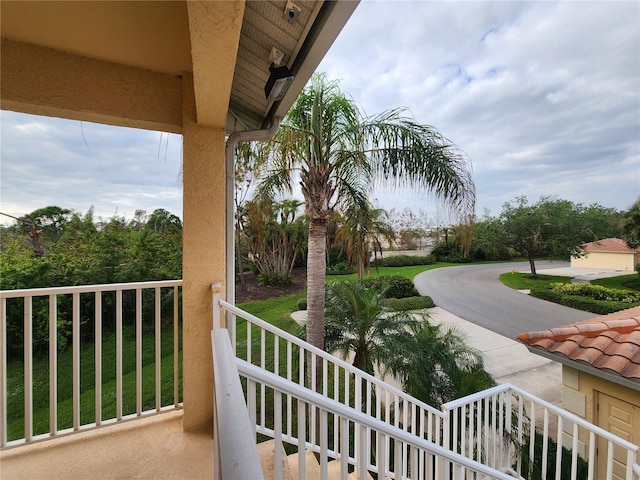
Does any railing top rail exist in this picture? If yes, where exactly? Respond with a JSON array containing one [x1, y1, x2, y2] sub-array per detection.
[[236, 354, 515, 480], [212, 329, 264, 479], [219, 298, 445, 418], [443, 382, 640, 453], [0, 279, 183, 298]]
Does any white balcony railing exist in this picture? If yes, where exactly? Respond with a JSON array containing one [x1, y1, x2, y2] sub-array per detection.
[[214, 289, 640, 480], [212, 326, 516, 480], [0, 280, 183, 448], [442, 384, 640, 480]]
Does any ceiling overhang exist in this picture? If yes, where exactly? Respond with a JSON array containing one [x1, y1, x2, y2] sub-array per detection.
[[0, 0, 358, 134]]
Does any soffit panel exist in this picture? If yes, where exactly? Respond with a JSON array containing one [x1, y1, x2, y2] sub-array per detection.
[[0, 1, 192, 76]]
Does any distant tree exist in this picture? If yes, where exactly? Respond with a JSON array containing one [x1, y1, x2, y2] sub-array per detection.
[[234, 142, 268, 290], [470, 218, 511, 260], [243, 198, 307, 285], [496, 196, 619, 277], [620, 197, 640, 248], [334, 203, 395, 278]]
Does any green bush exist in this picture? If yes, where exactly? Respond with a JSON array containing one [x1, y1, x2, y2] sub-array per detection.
[[520, 431, 589, 480], [529, 283, 640, 314], [296, 298, 307, 311], [373, 255, 436, 267], [384, 296, 434, 311], [326, 261, 354, 275], [361, 275, 419, 299]]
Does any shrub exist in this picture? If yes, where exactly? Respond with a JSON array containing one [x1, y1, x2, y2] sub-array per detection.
[[326, 261, 354, 275], [373, 255, 436, 267], [296, 298, 307, 311], [361, 275, 419, 299], [384, 296, 434, 311], [529, 283, 640, 314]]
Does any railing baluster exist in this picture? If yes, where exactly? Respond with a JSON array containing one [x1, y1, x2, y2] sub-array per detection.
[[24, 295, 33, 441], [0, 297, 6, 447], [571, 421, 579, 480], [542, 408, 549, 479], [297, 399, 307, 479], [340, 417, 349, 479], [274, 391, 283, 480], [72, 292, 80, 430], [49, 294, 57, 436], [116, 289, 123, 421], [136, 288, 143, 415], [320, 408, 328, 480], [555, 416, 563, 480], [155, 286, 161, 411], [607, 440, 614, 479], [173, 285, 179, 407], [95, 291, 102, 425], [587, 431, 596, 480]]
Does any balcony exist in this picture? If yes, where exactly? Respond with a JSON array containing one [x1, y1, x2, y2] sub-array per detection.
[[1, 281, 639, 479]]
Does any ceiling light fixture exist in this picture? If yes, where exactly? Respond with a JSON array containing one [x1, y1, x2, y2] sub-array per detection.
[[264, 63, 294, 102]]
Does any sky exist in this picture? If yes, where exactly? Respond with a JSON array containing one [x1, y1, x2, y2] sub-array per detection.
[[1, 0, 639, 226]]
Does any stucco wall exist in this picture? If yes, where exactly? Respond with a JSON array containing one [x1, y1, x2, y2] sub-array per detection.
[[571, 251, 638, 271], [562, 366, 640, 470]]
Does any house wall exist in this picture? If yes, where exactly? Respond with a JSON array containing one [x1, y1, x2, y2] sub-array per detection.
[[571, 251, 638, 271], [562, 366, 640, 469]]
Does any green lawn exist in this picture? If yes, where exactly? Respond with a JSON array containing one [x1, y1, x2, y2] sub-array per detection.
[[6, 324, 181, 442], [592, 274, 640, 291], [499, 272, 573, 290], [326, 262, 457, 283]]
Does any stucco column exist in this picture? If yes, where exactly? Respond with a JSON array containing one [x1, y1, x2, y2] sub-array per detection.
[[181, 72, 226, 431]]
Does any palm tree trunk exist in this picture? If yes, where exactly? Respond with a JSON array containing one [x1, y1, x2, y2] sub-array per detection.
[[307, 217, 327, 391]]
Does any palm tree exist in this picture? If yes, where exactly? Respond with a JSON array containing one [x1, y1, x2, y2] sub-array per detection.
[[257, 73, 475, 374], [334, 203, 395, 279], [388, 322, 495, 407], [322, 279, 420, 377], [620, 197, 640, 248]]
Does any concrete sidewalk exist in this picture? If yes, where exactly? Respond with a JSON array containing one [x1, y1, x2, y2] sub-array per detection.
[[426, 307, 562, 406]]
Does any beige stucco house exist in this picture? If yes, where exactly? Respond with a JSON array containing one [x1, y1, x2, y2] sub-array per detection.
[[518, 307, 640, 479], [0, 1, 356, 477], [572, 238, 640, 272]]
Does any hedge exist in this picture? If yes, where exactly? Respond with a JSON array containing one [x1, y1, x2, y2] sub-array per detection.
[[384, 296, 435, 311], [529, 284, 640, 315], [360, 275, 419, 299], [372, 255, 436, 267]]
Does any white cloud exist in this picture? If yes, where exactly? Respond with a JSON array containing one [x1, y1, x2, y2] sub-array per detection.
[[1, 1, 638, 225], [318, 0, 640, 216]]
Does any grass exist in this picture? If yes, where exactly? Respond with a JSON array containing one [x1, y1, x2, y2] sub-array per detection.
[[6, 323, 182, 442], [326, 262, 457, 283], [592, 274, 640, 291], [499, 272, 573, 290]]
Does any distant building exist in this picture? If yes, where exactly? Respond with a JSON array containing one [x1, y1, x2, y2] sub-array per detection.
[[571, 238, 640, 271]]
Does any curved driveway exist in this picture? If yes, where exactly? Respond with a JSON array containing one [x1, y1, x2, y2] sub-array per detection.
[[413, 261, 596, 339]]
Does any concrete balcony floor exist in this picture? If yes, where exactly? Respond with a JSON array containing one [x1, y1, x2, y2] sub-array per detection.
[[0, 410, 214, 480]]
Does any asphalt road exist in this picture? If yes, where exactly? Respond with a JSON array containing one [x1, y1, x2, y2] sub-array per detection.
[[413, 260, 596, 339]]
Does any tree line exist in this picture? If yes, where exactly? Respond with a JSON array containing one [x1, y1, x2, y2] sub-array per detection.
[[1, 206, 182, 290]]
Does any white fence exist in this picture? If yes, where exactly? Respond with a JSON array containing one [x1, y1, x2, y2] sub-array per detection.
[[0, 280, 182, 448], [215, 292, 640, 480]]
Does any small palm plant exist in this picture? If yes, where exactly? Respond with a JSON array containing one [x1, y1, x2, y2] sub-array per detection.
[[388, 322, 495, 407], [323, 279, 419, 377]]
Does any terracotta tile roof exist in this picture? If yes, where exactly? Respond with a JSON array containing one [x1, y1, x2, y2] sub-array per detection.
[[517, 307, 640, 381], [582, 238, 640, 253]]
